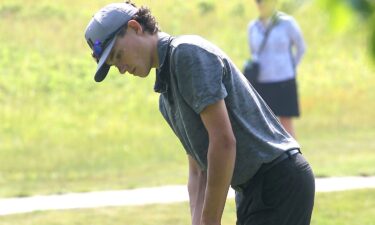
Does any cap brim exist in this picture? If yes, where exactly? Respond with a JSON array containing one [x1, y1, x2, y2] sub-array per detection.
[[94, 37, 116, 82]]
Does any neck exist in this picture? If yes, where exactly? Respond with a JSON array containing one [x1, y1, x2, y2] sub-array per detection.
[[150, 34, 159, 69], [260, 10, 276, 22]]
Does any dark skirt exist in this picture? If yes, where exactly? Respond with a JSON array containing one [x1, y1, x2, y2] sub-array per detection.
[[253, 78, 300, 117]]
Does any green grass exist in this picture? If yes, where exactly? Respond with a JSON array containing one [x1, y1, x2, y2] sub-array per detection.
[[1, 189, 375, 225], [0, 0, 375, 198]]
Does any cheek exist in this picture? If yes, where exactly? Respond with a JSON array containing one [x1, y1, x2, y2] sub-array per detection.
[[120, 54, 130, 65], [122, 41, 150, 74], [122, 44, 138, 64], [129, 49, 146, 66]]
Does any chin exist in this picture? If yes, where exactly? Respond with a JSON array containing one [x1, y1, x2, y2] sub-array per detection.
[[138, 69, 151, 78], [133, 73, 148, 78]]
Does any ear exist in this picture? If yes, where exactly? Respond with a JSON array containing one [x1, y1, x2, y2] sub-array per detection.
[[127, 20, 143, 34]]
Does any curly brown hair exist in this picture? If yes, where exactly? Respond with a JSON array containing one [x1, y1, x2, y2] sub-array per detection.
[[118, 1, 160, 36]]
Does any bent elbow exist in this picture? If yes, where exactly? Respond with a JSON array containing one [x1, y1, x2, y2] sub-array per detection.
[[229, 135, 237, 150], [218, 134, 237, 152]]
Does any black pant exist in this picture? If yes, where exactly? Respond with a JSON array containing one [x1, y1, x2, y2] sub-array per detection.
[[235, 153, 315, 225]]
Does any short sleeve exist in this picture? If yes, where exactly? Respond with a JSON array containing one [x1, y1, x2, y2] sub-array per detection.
[[286, 17, 306, 66], [171, 44, 228, 114], [247, 20, 256, 54]]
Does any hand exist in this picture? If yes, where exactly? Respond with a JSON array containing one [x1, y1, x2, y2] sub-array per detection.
[[201, 222, 221, 225], [201, 217, 221, 225]]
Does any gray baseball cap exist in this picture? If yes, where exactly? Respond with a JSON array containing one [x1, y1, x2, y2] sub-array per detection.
[[84, 3, 138, 82]]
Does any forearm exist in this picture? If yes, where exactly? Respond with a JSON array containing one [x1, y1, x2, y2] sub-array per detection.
[[198, 99, 237, 225], [293, 44, 305, 67], [292, 28, 306, 67], [202, 141, 236, 224], [188, 162, 207, 225]]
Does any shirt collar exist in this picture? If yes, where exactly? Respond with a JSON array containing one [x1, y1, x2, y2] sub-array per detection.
[[154, 32, 172, 93]]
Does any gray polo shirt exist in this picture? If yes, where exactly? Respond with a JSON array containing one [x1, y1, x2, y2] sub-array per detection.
[[155, 32, 300, 186]]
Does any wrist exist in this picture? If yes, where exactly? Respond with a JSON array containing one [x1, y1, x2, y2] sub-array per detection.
[[201, 212, 221, 225], [201, 221, 220, 225]]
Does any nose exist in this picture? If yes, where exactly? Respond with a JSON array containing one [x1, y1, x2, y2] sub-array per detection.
[[117, 65, 128, 74]]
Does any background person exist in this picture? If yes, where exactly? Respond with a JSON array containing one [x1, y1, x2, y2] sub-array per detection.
[[248, 0, 306, 138]]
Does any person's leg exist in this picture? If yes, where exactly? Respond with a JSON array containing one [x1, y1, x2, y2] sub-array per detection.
[[278, 116, 295, 138], [235, 153, 315, 225]]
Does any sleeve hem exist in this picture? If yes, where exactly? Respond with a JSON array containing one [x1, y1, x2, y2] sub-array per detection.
[[194, 92, 228, 114]]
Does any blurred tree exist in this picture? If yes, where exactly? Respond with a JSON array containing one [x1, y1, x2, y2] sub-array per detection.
[[318, 0, 375, 59]]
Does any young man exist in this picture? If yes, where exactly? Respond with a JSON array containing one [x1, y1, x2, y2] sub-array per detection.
[[84, 2, 315, 225]]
